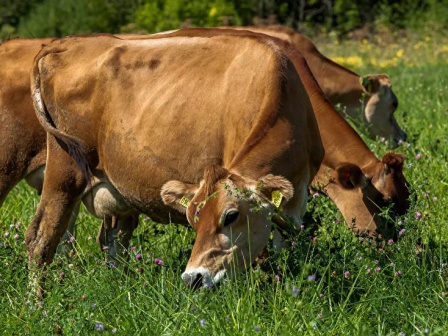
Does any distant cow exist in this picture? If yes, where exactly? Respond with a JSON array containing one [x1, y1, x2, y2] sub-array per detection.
[[229, 25, 407, 147], [26, 33, 323, 293]]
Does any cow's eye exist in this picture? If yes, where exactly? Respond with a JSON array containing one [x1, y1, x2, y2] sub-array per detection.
[[223, 210, 239, 227]]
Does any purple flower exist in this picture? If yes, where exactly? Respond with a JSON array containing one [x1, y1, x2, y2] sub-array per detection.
[[136, 253, 142, 261], [15, 222, 22, 229], [274, 275, 280, 282], [416, 212, 422, 219], [69, 236, 75, 243], [225, 316, 230, 322], [335, 218, 341, 224], [399, 229, 406, 237], [154, 258, 164, 265], [254, 325, 260, 332], [60, 272, 65, 278], [13, 234, 20, 240], [200, 319, 206, 327], [399, 332, 405, 336], [387, 239, 394, 246], [396, 270, 402, 277], [4, 232, 9, 238], [95, 323, 104, 331], [292, 287, 299, 297], [375, 267, 381, 273], [416, 153, 422, 160], [307, 274, 316, 281], [375, 260, 379, 264], [344, 271, 350, 279]]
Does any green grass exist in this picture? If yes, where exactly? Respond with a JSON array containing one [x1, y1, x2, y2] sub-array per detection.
[[1, 33, 448, 335]]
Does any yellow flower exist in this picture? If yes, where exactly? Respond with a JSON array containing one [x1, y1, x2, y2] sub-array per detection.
[[425, 36, 431, 42], [396, 49, 404, 58], [209, 6, 217, 18]]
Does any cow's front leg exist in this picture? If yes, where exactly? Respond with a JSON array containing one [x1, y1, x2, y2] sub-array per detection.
[[97, 214, 139, 266], [25, 135, 86, 299]]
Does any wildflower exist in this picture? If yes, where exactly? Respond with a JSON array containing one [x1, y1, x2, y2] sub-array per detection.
[[200, 319, 206, 327], [366, 268, 371, 274], [292, 287, 299, 297], [441, 292, 446, 297], [290, 241, 296, 246], [433, 196, 438, 201], [312, 192, 319, 198], [312, 236, 318, 244], [4, 232, 9, 238], [88, 235, 92, 240], [319, 293, 324, 298], [408, 163, 413, 168], [15, 221, 22, 229], [300, 224, 305, 231], [416, 153, 422, 160], [398, 221, 403, 226], [69, 236, 75, 243], [318, 312, 323, 318], [102, 246, 109, 250], [398, 332, 405, 336], [254, 325, 260, 332], [396, 270, 402, 277], [154, 258, 164, 266], [399, 229, 406, 237], [390, 262, 395, 267], [423, 192, 429, 199], [335, 218, 341, 224], [60, 272, 65, 278], [344, 271, 350, 279], [135, 253, 142, 261], [112, 328, 117, 333], [311, 322, 317, 328], [416, 212, 422, 219], [95, 323, 105, 331], [387, 239, 394, 246], [375, 260, 379, 264], [380, 137, 386, 142], [424, 328, 429, 333], [92, 303, 97, 308], [25, 300, 30, 306], [307, 275, 316, 281], [13, 233, 20, 240], [398, 139, 403, 145], [375, 267, 381, 273], [225, 316, 230, 322], [9, 224, 14, 229], [274, 275, 280, 282]]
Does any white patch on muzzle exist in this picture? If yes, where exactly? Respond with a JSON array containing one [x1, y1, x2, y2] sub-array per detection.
[[181, 267, 226, 288]]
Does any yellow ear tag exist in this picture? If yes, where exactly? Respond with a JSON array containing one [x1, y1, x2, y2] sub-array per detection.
[[271, 190, 283, 209], [179, 195, 190, 208]]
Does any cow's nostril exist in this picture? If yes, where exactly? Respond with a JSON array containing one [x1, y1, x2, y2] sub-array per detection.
[[191, 273, 203, 290]]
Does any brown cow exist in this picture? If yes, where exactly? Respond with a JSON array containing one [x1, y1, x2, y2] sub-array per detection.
[[228, 25, 407, 147], [26, 33, 323, 292], [139, 28, 410, 238]]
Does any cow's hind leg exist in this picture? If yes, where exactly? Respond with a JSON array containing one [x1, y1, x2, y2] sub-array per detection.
[[25, 136, 87, 298]]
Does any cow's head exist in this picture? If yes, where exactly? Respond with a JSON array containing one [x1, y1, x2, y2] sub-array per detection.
[[361, 74, 407, 147], [161, 164, 293, 288], [325, 152, 410, 238]]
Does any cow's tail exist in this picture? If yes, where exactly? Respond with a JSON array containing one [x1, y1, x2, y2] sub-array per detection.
[[31, 50, 93, 184]]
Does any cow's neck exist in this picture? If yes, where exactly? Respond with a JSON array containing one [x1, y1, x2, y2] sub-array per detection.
[[309, 56, 365, 121]]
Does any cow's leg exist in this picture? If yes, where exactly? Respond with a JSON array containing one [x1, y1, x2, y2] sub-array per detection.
[[25, 136, 86, 298], [97, 214, 139, 266], [56, 202, 81, 256]]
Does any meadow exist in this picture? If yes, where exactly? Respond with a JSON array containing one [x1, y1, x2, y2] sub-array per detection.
[[1, 30, 447, 335]]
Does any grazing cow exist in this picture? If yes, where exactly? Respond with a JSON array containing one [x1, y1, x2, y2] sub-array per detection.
[[227, 25, 407, 147], [141, 28, 410, 238], [26, 33, 323, 293]]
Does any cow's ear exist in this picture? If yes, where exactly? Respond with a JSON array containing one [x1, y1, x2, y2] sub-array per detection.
[[161, 180, 198, 214], [258, 174, 294, 208], [336, 164, 367, 189], [360, 75, 379, 94]]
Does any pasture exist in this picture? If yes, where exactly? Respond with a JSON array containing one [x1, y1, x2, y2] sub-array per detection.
[[1, 31, 448, 335]]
